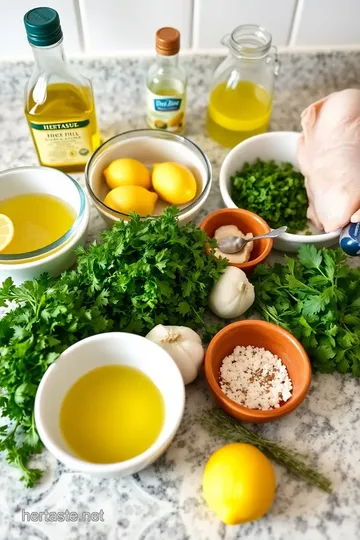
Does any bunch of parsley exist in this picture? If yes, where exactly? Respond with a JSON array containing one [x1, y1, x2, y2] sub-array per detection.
[[231, 159, 308, 233], [251, 244, 360, 375], [0, 208, 227, 486]]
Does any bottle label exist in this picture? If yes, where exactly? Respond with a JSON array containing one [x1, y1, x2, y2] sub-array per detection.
[[146, 89, 186, 133], [29, 119, 93, 167]]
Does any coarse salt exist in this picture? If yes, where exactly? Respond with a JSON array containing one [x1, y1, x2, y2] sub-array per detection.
[[219, 345, 293, 411]]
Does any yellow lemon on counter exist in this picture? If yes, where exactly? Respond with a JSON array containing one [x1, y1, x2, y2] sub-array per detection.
[[152, 162, 197, 205], [104, 186, 158, 217], [202, 443, 276, 525], [104, 158, 151, 190]]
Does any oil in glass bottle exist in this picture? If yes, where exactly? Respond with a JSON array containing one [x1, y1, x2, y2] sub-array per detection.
[[207, 25, 279, 147], [24, 7, 100, 172], [147, 28, 187, 134]]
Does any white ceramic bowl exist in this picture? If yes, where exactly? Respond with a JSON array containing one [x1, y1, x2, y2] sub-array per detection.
[[0, 166, 89, 284], [85, 129, 212, 226], [219, 131, 341, 252], [35, 332, 185, 477]]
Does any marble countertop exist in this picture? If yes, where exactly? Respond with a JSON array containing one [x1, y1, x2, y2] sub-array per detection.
[[1, 52, 360, 540]]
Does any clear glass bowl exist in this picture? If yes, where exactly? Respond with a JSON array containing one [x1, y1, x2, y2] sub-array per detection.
[[85, 129, 212, 223], [0, 167, 86, 264]]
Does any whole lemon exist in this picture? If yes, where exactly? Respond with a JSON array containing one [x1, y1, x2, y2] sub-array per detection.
[[152, 162, 197, 205], [104, 158, 151, 190], [202, 443, 276, 525], [103, 186, 158, 217]]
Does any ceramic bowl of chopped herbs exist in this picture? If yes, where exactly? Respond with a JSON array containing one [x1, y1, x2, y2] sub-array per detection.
[[205, 320, 312, 423], [219, 131, 341, 252]]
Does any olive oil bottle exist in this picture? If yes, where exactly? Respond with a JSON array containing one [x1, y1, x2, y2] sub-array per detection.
[[24, 7, 100, 172], [146, 28, 187, 134]]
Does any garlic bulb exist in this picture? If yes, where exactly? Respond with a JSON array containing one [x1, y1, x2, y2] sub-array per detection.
[[209, 266, 255, 319], [146, 325, 204, 384]]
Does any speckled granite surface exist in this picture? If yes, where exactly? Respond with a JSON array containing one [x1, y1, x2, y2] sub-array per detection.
[[0, 52, 360, 540]]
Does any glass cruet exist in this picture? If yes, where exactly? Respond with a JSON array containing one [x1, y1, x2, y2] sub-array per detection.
[[206, 24, 280, 148]]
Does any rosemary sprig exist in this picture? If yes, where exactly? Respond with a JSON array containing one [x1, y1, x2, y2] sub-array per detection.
[[198, 409, 332, 493]]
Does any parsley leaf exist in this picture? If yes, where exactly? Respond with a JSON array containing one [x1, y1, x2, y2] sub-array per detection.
[[251, 244, 360, 376], [0, 208, 227, 486], [298, 244, 322, 270]]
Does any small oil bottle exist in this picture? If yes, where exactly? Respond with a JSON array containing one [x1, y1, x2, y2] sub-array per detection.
[[146, 28, 187, 134], [23, 7, 100, 173]]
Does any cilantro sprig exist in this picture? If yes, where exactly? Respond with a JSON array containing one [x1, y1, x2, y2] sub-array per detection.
[[231, 159, 308, 233], [0, 208, 227, 486], [251, 244, 360, 375]]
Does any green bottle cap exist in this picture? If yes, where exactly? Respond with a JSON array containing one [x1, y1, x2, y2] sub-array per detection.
[[24, 7, 63, 47]]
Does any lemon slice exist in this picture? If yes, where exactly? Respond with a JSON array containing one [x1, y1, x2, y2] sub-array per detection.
[[0, 214, 14, 253]]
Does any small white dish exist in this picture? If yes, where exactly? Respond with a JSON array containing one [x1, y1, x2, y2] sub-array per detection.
[[0, 166, 89, 284], [35, 332, 185, 477], [85, 129, 212, 226], [219, 131, 341, 252]]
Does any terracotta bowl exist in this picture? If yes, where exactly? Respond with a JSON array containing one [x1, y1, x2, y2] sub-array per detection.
[[205, 320, 312, 423], [200, 208, 272, 275]]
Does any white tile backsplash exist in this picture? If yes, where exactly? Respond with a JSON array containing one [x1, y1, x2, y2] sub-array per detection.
[[291, 0, 360, 46], [193, 0, 297, 48], [0, 0, 360, 59], [81, 0, 192, 52], [0, 0, 82, 57]]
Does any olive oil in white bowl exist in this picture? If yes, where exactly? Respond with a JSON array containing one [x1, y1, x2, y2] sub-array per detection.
[[35, 332, 185, 476]]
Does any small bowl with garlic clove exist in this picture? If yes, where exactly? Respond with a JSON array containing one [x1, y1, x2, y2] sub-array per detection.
[[200, 208, 273, 275]]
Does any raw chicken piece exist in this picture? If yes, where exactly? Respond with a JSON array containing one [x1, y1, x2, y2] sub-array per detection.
[[297, 88, 360, 232]]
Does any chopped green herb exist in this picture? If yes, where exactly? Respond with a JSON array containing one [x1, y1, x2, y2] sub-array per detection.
[[0, 208, 227, 486], [231, 159, 308, 233], [250, 244, 360, 376]]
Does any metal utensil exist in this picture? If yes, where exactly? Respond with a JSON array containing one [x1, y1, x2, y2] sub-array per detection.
[[218, 226, 288, 254]]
